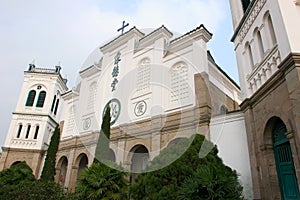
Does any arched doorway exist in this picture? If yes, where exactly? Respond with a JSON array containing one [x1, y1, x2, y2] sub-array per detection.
[[272, 118, 300, 199], [167, 137, 184, 147], [129, 145, 149, 183], [108, 148, 116, 162], [57, 156, 68, 187], [11, 161, 21, 167], [76, 153, 88, 182]]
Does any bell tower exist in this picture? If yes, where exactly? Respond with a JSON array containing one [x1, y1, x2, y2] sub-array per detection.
[[0, 63, 68, 177], [229, 0, 300, 199]]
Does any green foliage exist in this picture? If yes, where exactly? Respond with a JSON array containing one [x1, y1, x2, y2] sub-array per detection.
[[102, 104, 111, 139], [0, 161, 35, 198], [40, 125, 61, 181], [130, 134, 244, 200], [178, 165, 244, 200], [1, 180, 73, 200], [94, 105, 111, 162], [75, 161, 128, 200], [0, 161, 35, 186], [0, 162, 73, 200], [76, 105, 128, 200]]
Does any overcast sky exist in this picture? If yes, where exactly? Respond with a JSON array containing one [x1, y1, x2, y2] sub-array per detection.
[[0, 0, 238, 148]]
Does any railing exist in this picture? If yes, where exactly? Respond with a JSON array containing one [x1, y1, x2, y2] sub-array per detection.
[[11, 139, 37, 148], [30, 67, 56, 73], [247, 45, 281, 95]]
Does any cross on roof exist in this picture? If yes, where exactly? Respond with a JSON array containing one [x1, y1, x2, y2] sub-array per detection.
[[117, 21, 129, 34]]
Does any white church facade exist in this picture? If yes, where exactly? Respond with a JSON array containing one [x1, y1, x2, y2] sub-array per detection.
[[0, 24, 252, 198], [1, 0, 300, 199]]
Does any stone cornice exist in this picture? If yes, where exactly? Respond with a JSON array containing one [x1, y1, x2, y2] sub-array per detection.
[[79, 64, 101, 79], [61, 89, 79, 101], [25, 69, 68, 91], [12, 112, 58, 125], [1, 147, 46, 154]]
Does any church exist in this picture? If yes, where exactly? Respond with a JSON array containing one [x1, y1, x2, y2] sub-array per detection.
[[0, 1, 300, 199]]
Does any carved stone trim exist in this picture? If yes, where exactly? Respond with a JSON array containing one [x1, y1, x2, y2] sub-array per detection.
[[238, 0, 267, 43], [259, 144, 273, 152], [285, 131, 295, 139]]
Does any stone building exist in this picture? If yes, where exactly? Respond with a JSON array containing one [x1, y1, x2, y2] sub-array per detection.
[[0, 20, 253, 199], [229, 0, 300, 199], [0, 65, 68, 177]]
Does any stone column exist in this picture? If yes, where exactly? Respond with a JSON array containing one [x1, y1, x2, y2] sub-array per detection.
[[150, 132, 161, 160], [64, 149, 75, 189]]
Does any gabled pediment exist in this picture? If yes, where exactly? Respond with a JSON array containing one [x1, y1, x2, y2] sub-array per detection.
[[100, 27, 145, 53], [136, 25, 173, 50]]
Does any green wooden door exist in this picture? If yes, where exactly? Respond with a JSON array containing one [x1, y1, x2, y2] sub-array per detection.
[[273, 122, 300, 200]]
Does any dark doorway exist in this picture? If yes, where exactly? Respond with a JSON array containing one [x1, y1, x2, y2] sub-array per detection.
[[273, 119, 300, 199]]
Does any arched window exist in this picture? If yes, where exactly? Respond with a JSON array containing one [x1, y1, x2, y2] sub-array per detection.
[[25, 90, 36, 106], [137, 58, 151, 92], [170, 62, 189, 103], [34, 125, 39, 139], [220, 105, 228, 114], [51, 95, 56, 112], [267, 15, 277, 46], [17, 124, 23, 138], [25, 124, 31, 139], [245, 42, 254, 68], [54, 99, 59, 115], [36, 91, 46, 107], [57, 156, 68, 187], [257, 30, 265, 59], [253, 28, 265, 63], [76, 154, 88, 182], [129, 145, 149, 183]]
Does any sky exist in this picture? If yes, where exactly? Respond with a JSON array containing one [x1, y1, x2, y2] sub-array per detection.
[[0, 0, 238, 148]]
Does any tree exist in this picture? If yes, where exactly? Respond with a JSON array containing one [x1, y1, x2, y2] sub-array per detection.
[[0, 161, 35, 186], [75, 104, 129, 199], [75, 161, 128, 200], [130, 134, 244, 200], [0, 161, 35, 198], [40, 125, 61, 181], [94, 105, 111, 162], [1, 180, 74, 200]]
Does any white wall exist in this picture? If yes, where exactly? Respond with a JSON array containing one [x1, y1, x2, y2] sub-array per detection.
[[210, 112, 253, 200]]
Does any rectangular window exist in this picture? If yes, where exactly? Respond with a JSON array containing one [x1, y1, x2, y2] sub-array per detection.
[[25, 125, 31, 139], [17, 124, 23, 138], [34, 126, 39, 139]]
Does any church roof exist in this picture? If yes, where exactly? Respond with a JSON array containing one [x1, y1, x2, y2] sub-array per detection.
[[170, 24, 212, 44], [207, 50, 240, 89], [100, 26, 145, 52], [139, 25, 173, 42]]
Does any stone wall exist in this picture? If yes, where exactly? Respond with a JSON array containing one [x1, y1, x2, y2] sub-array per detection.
[[241, 53, 300, 200]]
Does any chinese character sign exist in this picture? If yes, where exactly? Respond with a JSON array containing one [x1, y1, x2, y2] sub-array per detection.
[[111, 51, 121, 91]]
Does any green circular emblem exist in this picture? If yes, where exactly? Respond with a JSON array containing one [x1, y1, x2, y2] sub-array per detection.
[[102, 98, 121, 125]]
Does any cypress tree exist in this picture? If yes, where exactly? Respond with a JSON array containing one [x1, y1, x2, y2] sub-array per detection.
[[94, 105, 111, 163], [40, 125, 60, 181]]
